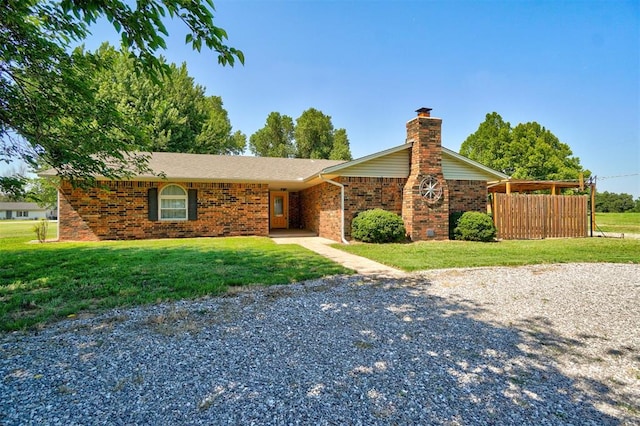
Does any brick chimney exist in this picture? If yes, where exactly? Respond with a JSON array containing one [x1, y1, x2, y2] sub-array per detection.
[[402, 107, 449, 240]]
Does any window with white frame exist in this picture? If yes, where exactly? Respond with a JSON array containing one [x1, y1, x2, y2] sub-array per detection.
[[159, 185, 187, 220], [16, 211, 29, 217]]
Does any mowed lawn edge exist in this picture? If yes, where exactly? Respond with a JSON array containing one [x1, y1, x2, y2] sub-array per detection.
[[595, 212, 640, 234], [333, 238, 640, 272], [0, 230, 351, 331]]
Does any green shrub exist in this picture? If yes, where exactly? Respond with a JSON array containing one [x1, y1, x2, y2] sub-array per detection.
[[351, 209, 406, 243], [453, 211, 496, 242]]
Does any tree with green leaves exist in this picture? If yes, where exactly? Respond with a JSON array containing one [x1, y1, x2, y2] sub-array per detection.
[[295, 108, 335, 159], [458, 112, 512, 173], [330, 128, 353, 161], [460, 112, 589, 180], [1, 0, 242, 187], [595, 191, 636, 213], [92, 45, 245, 155], [249, 112, 295, 158], [508, 122, 586, 180], [27, 177, 59, 210], [0, 164, 29, 201], [0, 175, 27, 202], [294, 108, 352, 160], [250, 108, 352, 160], [196, 97, 247, 155]]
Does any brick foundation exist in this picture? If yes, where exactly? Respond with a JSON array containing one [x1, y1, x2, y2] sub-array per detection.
[[58, 180, 269, 241]]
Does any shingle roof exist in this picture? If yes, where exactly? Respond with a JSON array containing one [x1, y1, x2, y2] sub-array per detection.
[[39, 152, 346, 183], [39, 147, 508, 186], [0, 202, 46, 211], [139, 152, 345, 182]]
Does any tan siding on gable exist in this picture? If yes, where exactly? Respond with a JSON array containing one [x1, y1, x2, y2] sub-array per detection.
[[337, 149, 410, 178], [442, 154, 499, 181]]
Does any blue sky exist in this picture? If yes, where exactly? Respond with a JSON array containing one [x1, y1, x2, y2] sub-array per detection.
[[7, 0, 640, 197]]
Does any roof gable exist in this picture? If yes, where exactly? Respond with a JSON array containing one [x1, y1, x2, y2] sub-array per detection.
[[442, 148, 509, 181], [319, 144, 410, 178], [319, 143, 508, 181]]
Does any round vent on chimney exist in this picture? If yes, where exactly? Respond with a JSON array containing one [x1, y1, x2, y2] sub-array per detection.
[[419, 175, 442, 203]]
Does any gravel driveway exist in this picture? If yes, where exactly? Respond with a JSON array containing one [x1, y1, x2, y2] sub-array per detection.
[[1, 263, 639, 425]]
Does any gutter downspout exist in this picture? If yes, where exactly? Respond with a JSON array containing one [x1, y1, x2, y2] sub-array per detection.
[[318, 173, 349, 244]]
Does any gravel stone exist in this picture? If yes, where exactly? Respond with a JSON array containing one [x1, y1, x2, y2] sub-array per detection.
[[1, 263, 638, 425]]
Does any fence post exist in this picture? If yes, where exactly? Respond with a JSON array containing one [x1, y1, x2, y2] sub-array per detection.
[[590, 178, 597, 237]]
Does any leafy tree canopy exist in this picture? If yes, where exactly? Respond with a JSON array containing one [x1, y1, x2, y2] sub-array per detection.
[[28, 177, 59, 209], [295, 108, 336, 159], [330, 128, 353, 161], [0, 175, 27, 201], [0, 173, 58, 207], [92, 44, 245, 155], [1, 0, 242, 185], [250, 108, 352, 160], [249, 112, 295, 158], [460, 112, 589, 181]]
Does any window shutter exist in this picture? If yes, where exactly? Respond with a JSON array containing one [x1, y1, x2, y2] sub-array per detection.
[[148, 188, 158, 221], [188, 189, 197, 221]]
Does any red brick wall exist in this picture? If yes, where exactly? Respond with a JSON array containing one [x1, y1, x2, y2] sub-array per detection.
[[447, 180, 489, 213], [58, 180, 269, 241], [342, 177, 406, 239], [300, 177, 406, 241], [300, 182, 341, 241], [288, 191, 301, 229]]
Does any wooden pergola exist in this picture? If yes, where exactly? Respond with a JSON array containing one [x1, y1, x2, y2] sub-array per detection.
[[487, 178, 585, 195]]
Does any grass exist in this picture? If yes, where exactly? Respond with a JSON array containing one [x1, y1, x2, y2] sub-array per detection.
[[594, 212, 640, 235], [0, 219, 58, 241], [335, 238, 640, 272], [3, 217, 638, 331], [0, 221, 350, 331]]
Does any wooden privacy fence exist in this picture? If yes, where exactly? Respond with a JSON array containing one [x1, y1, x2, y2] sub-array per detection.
[[493, 193, 588, 240]]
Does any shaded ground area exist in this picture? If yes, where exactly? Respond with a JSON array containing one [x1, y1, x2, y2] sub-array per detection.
[[1, 263, 638, 425]]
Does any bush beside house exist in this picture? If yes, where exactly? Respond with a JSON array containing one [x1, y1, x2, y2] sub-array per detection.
[[351, 209, 406, 243], [453, 211, 496, 242]]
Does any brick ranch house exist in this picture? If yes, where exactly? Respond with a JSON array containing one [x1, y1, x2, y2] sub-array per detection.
[[44, 108, 508, 242]]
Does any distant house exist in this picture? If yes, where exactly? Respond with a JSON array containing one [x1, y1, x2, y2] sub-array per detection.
[[42, 108, 508, 242], [0, 202, 55, 220]]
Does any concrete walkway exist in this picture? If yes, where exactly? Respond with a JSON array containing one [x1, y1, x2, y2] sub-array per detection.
[[271, 236, 406, 277], [592, 232, 640, 240]]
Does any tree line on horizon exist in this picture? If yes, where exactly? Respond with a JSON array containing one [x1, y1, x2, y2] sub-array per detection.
[[595, 191, 640, 213]]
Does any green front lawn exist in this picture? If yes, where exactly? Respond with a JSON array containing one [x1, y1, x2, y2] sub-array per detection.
[[0, 224, 350, 331], [595, 212, 640, 234], [335, 238, 640, 272]]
